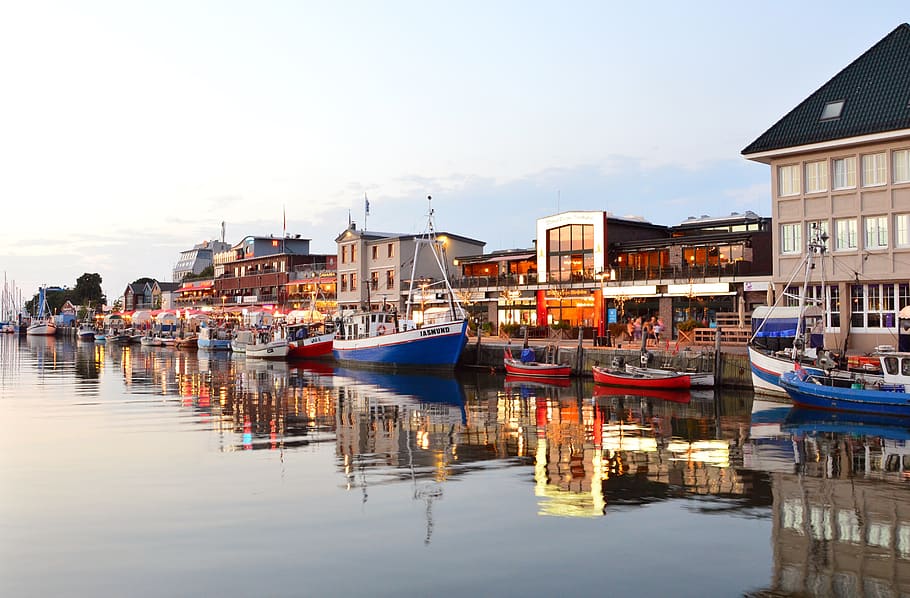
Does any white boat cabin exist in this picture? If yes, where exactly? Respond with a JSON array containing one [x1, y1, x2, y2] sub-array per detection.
[[338, 310, 417, 341], [879, 352, 910, 391]]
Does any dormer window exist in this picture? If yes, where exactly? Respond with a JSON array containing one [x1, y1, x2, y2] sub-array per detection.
[[820, 100, 844, 121]]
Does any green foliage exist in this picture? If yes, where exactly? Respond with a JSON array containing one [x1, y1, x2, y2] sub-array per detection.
[[677, 319, 700, 332], [131, 277, 158, 286], [73, 273, 105, 306], [183, 266, 214, 282], [499, 322, 520, 336], [550, 320, 572, 331]]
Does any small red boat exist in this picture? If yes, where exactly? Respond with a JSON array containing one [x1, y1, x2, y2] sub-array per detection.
[[504, 357, 572, 378], [592, 364, 691, 390]]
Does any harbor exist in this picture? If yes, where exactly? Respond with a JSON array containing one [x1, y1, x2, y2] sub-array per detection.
[[4, 333, 910, 596]]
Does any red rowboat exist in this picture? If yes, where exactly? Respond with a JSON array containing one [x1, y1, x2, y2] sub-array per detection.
[[592, 364, 691, 390], [504, 357, 572, 378]]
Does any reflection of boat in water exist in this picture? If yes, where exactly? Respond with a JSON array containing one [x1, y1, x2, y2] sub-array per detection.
[[335, 366, 466, 409], [592, 383, 691, 403], [504, 374, 572, 388], [782, 407, 910, 440]]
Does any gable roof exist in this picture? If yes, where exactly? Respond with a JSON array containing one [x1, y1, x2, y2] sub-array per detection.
[[742, 24, 910, 157]]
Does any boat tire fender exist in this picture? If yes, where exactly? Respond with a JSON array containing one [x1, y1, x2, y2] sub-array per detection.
[[377, 324, 387, 335]]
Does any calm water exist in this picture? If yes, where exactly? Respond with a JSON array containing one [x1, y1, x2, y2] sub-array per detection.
[[2, 335, 910, 597]]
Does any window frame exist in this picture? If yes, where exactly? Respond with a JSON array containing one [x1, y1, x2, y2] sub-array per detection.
[[894, 149, 910, 184], [778, 164, 801, 197], [780, 223, 802, 254], [864, 215, 889, 250], [805, 160, 828, 193], [862, 152, 887, 187], [834, 218, 858, 251], [832, 156, 856, 190]]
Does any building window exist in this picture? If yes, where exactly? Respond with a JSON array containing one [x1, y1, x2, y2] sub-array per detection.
[[896, 214, 910, 248], [862, 153, 887, 187], [833, 156, 856, 190], [341, 246, 348, 264], [371, 246, 378, 260], [806, 220, 829, 252], [370, 271, 379, 290], [778, 165, 800, 196], [835, 218, 857, 251], [805, 161, 828, 193], [894, 150, 910, 184], [851, 283, 898, 329], [864, 215, 888, 249], [387, 243, 394, 258], [351, 245, 357, 261], [350, 273, 357, 291], [386, 270, 394, 289], [546, 223, 595, 283], [820, 100, 844, 121], [780, 223, 802, 254], [340, 274, 348, 293]]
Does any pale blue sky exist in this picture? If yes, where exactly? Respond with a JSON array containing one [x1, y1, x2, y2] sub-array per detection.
[[2, 1, 909, 301]]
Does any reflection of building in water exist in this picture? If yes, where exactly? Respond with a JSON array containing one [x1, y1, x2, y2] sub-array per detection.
[[767, 433, 910, 596], [514, 385, 766, 518]]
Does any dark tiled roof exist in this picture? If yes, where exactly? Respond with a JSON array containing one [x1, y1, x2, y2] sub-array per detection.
[[743, 24, 910, 156]]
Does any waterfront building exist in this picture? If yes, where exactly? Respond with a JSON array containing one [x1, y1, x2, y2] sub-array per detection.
[[743, 23, 910, 352], [213, 235, 335, 310], [172, 239, 232, 282], [123, 280, 183, 310], [453, 210, 772, 339], [334, 222, 485, 314]]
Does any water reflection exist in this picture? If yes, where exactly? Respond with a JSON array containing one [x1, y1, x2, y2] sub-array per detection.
[[9, 336, 910, 594], [749, 403, 910, 596]]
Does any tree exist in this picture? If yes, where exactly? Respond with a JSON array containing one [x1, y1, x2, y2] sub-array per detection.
[[131, 277, 158, 286], [73, 273, 105, 307]]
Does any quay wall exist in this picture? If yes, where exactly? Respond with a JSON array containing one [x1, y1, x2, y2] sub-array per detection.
[[459, 340, 753, 389]]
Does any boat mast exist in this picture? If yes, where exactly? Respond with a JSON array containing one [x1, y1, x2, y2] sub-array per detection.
[[404, 195, 463, 323], [792, 224, 829, 359]]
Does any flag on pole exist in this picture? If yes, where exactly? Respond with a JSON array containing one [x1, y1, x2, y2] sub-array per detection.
[[364, 194, 370, 216], [283, 206, 286, 235]]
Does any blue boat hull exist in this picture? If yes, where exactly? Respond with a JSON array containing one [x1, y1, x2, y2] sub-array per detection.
[[780, 370, 910, 417], [333, 321, 468, 368]]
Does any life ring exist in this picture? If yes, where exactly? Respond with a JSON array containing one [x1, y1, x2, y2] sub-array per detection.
[[377, 324, 387, 335]]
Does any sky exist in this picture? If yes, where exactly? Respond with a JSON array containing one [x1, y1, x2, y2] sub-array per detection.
[[2, 1, 909, 305]]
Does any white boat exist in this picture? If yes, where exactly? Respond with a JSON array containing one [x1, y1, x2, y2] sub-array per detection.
[[26, 286, 57, 336], [77, 323, 95, 341], [231, 329, 255, 353], [624, 364, 714, 387], [747, 226, 839, 396], [246, 337, 289, 359], [197, 321, 232, 351], [140, 334, 163, 347], [333, 196, 469, 369]]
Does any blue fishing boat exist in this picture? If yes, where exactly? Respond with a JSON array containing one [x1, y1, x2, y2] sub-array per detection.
[[197, 321, 232, 351], [779, 352, 910, 417], [333, 196, 469, 369]]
